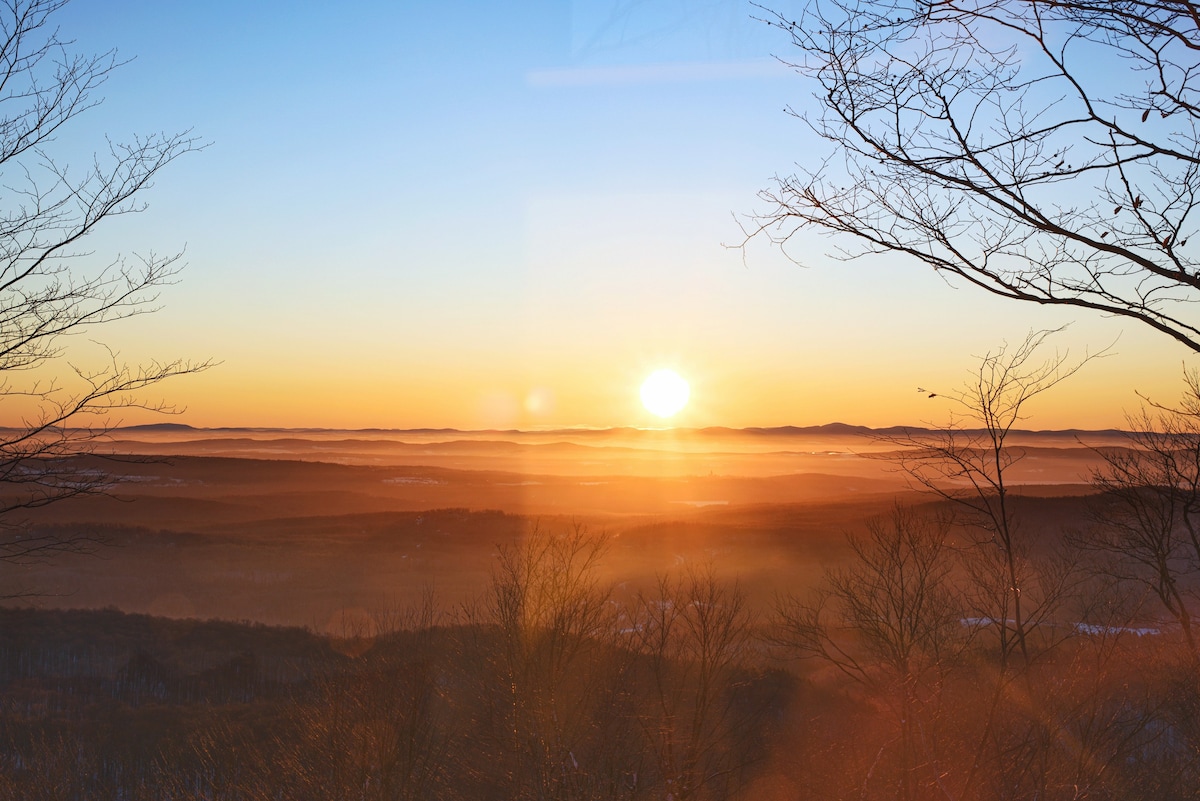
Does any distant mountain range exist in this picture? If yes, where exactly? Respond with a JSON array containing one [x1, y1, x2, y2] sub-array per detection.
[[110, 422, 1127, 438]]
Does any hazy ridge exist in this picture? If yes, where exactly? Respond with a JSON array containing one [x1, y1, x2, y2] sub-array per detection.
[[107, 421, 1127, 437]]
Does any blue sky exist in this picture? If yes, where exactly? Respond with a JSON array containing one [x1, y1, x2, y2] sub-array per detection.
[[37, 0, 1188, 429]]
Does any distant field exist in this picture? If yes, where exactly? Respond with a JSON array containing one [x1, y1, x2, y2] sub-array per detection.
[[0, 426, 1115, 627]]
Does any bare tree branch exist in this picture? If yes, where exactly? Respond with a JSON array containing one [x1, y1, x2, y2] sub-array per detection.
[[745, 0, 1200, 351], [0, 0, 209, 596]]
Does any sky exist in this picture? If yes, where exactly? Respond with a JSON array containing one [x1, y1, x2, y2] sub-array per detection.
[[24, 0, 1193, 431]]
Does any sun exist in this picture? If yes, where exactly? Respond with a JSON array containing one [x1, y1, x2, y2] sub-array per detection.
[[640, 369, 690, 418]]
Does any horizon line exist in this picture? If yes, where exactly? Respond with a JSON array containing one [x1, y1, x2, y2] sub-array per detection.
[[63, 422, 1134, 437]]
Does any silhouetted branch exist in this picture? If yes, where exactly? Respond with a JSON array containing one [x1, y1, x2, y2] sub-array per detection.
[[0, 0, 209, 596], [746, 0, 1200, 351]]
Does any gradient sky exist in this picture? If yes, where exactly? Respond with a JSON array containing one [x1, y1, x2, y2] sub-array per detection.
[[31, 0, 1191, 430]]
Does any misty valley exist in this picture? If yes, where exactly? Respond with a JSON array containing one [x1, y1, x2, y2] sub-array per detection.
[[1, 425, 1195, 800]]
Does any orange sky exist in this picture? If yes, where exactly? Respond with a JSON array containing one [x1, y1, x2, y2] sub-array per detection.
[[6, 2, 1190, 433]]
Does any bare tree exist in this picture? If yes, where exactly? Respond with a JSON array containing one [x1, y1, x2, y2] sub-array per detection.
[[773, 505, 962, 801], [627, 565, 760, 801], [877, 330, 1091, 670], [851, 331, 1101, 800], [1086, 370, 1200, 656], [746, 0, 1200, 351], [770, 337, 1176, 800], [0, 0, 206, 590], [480, 525, 627, 801], [774, 504, 960, 685]]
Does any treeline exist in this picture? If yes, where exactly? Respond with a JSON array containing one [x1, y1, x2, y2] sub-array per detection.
[[0, 506, 1198, 800], [0, 530, 788, 801], [754, 334, 1200, 800]]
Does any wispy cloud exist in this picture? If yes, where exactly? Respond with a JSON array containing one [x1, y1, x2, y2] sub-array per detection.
[[526, 58, 790, 87]]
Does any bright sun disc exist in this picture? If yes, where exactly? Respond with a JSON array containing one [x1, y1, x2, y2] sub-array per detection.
[[641, 369, 690, 418]]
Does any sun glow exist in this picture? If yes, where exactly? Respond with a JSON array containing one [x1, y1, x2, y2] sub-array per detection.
[[640, 369, 690, 418]]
